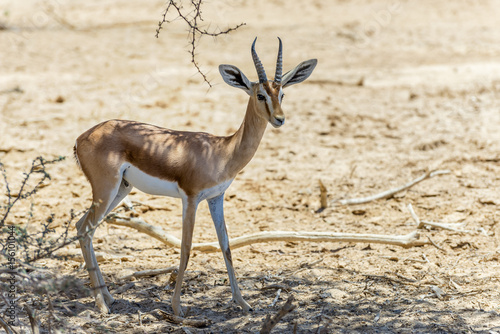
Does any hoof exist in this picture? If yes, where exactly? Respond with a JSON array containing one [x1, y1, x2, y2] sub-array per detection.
[[95, 294, 110, 314], [173, 307, 184, 317], [97, 305, 110, 314], [227, 298, 252, 313], [236, 298, 252, 313], [172, 300, 184, 317], [103, 292, 115, 307]]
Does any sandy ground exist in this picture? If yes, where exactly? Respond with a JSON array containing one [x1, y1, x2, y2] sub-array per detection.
[[2, 0, 500, 333]]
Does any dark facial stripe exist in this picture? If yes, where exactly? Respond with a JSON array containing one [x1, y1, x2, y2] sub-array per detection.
[[264, 98, 272, 117], [261, 82, 282, 117]]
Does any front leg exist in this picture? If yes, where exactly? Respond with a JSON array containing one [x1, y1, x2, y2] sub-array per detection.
[[207, 193, 252, 312], [171, 196, 198, 316]]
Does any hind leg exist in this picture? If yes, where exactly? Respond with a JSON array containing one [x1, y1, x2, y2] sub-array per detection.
[[97, 179, 133, 306], [77, 178, 132, 313], [107, 179, 134, 217]]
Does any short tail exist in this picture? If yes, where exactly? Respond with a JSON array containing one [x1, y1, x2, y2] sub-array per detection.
[[73, 142, 81, 169]]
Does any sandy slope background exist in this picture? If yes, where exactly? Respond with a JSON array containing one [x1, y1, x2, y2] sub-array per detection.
[[2, 0, 500, 332]]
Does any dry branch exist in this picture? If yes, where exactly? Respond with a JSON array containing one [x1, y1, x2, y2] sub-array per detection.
[[260, 296, 296, 334], [155, 309, 211, 328], [427, 236, 445, 251], [0, 317, 14, 334], [418, 220, 470, 233], [0, 86, 23, 95], [155, 0, 244, 86], [113, 282, 135, 294], [55, 249, 133, 262], [318, 179, 328, 210], [407, 203, 421, 226], [270, 289, 281, 308], [25, 305, 40, 334], [408, 203, 470, 233], [138, 310, 142, 326], [105, 215, 427, 251], [105, 215, 182, 247], [333, 169, 450, 206], [261, 284, 291, 292], [119, 267, 177, 281]]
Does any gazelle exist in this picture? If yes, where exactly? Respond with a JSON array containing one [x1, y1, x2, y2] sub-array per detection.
[[74, 38, 317, 316]]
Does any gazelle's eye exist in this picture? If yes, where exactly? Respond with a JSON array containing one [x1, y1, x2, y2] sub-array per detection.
[[257, 94, 266, 101], [281, 93, 285, 100]]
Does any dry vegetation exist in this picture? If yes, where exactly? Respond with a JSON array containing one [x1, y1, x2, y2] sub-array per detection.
[[1, 0, 500, 333]]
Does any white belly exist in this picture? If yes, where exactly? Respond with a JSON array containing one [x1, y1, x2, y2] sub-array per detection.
[[121, 163, 233, 202], [122, 163, 183, 198]]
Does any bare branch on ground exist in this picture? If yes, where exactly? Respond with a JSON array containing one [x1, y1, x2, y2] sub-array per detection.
[[0, 317, 15, 334], [25, 305, 40, 334], [418, 220, 470, 233], [105, 214, 427, 251], [407, 203, 421, 226], [260, 295, 296, 334], [119, 267, 177, 281], [318, 179, 328, 210], [155, 309, 211, 328], [333, 169, 451, 206]]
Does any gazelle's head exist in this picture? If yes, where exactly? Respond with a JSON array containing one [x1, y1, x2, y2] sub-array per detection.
[[219, 37, 317, 128]]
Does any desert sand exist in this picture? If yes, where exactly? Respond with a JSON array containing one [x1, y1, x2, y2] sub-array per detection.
[[1, 0, 500, 332]]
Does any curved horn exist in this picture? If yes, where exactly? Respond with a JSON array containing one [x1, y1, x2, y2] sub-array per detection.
[[275, 37, 283, 84], [251, 37, 268, 83]]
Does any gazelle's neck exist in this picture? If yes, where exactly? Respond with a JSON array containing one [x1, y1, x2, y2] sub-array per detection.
[[224, 98, 268, 177]]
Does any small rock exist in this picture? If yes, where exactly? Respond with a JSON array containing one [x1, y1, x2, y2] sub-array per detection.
[[54, 95, 65, 103]]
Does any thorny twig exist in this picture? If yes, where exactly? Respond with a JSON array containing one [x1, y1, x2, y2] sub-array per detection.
[[155, 0, 245, 86], [0, 157, 92, 265], [1, 156, 65, 226]]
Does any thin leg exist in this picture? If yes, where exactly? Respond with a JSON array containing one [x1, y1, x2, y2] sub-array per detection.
[[76, 179, 132, 313], [96, 179, 132, 305], [77, 205, 112, 313], [207, 193, 252, 312], [171, 196, 198, 316], [107, 179, 133, 215]]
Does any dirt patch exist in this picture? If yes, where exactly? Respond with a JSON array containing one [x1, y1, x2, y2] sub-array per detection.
[[1, 0, 500, 333]]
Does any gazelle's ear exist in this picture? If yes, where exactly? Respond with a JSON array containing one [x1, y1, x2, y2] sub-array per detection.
[[281, 59, 317, 88], [219, 65, 253, 95]]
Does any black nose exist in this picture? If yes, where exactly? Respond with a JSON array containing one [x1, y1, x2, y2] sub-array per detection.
[[274, 117, 285, 126]]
